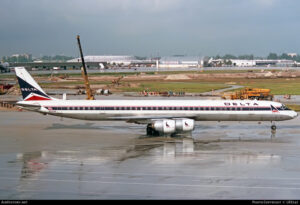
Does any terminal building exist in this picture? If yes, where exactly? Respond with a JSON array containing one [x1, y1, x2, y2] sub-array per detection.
[[67, 55, 137, 66], [230, 59, 296, 67], [158, 56, 204, 68], [9, 55, 156, 70]]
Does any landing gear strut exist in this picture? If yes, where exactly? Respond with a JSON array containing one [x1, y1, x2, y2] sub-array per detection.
[[271, 121, 277, 131], [146, 124, 160, 136], [271, 122, 277, 139]]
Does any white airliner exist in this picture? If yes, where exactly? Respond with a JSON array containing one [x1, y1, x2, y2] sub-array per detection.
[[15, 67, 298, 136]]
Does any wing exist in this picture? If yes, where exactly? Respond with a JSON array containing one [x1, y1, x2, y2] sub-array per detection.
[[107, 114, 197, 124]]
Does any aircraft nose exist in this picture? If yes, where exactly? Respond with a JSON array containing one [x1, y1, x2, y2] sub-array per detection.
[[292, 111, 298, 119]]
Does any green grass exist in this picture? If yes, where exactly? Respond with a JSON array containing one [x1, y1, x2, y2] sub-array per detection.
[[3, 69, 300, 95], [286, 104, 300, 111], [119, 82, 229, 93], [234, 79, 300, 95]]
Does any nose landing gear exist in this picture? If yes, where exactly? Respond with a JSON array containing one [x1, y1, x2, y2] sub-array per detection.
[[270, 122, 277, 139]]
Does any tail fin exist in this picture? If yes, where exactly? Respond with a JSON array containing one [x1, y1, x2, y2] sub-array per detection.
[[15, 67, 54, 101]]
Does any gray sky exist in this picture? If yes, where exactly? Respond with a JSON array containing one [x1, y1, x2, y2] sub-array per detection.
[[1, 0, 300, 57]]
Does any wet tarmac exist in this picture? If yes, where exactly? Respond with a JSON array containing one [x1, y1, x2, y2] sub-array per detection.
[[1, 111, 300, 199]]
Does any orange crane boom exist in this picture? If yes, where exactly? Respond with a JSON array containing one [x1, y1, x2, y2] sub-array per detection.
[[76, 35, 95, 100]]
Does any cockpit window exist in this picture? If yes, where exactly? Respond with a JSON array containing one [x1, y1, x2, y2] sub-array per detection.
[[281, 104, 291, 110]]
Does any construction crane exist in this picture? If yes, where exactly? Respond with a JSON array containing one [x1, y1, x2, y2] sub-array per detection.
[[76, 35, 95, 100]]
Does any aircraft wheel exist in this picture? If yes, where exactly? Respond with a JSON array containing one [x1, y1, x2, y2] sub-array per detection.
[[271, 125, 277, 130]]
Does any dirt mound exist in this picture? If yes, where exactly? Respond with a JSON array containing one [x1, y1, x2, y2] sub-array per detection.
[[165, 74, 191, 80]]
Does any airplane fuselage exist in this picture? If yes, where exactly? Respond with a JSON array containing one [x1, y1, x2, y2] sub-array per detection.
[[17, 99, 298, 123]]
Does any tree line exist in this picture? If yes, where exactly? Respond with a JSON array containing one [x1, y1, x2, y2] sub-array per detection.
[[212, 53, 300, 61]]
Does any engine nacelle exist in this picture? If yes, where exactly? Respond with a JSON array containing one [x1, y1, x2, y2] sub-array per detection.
[[175, 119, 195, 132], [152, 119, 176, 134]]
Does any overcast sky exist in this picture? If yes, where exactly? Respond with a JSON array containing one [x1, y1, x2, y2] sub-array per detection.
[[1, 0, 300, 57]]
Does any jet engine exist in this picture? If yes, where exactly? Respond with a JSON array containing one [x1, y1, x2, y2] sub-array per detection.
[[152, 119, 176, 134], [175, 119, 195, 132]]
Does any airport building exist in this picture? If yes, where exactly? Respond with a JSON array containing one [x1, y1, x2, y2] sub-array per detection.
[[229, 59, 296, 67], [159, 56, 203, 68], [68, 55, 137, 66], [68, 55, 156, 67], [231, 60, 256, 67]]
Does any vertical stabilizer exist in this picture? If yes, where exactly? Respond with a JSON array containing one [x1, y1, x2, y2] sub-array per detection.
[[15, 67, 54, 101]]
